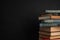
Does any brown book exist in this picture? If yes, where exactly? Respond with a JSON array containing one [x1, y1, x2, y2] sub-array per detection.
[[50, 38, 60, 40], [40, 27, 50, 32], [40, 34, 60, 39], [39, 37, 60, 40], [39, 38, 43, 40], [40, 27, 60, 32]]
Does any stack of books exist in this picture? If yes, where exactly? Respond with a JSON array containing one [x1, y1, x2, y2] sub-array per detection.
[[39, 10, 60, 40]]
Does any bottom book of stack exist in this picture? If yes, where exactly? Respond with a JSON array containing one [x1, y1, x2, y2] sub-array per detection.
[[39, 37, 60, 40]]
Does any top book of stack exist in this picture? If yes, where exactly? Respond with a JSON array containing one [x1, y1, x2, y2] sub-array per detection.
[[45, 10, 60, 13]]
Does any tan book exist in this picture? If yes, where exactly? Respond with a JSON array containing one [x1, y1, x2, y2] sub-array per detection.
[[51, 27, 60, 32], [40, 27, 60, 32], [51, 16, 60, 19], [39, 31, 60, 36]]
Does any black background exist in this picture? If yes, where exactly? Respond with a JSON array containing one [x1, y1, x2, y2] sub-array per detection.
[[2, 0, 60, 40]]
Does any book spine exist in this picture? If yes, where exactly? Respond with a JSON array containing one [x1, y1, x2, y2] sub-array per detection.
[[38, 16, 50, 20], [44, 20, 60, 23], [45, 10, 60, 13], [40, 23, 60, 27]]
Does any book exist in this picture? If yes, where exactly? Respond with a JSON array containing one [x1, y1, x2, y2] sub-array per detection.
[[39, 38, 43, 40], [51, 16, 60, 19], [38, 16, 60, 20], [39, 37, 60, 40], [44, 20, 60, 23], [39, 37, 50, 40], [40, 34, 60, 39], [40, 27, 60, 32], [40, 23, 60, 27], [50, 38, 60, 40], [39, 31, 60, 36], [38, 16, 50, 20], [45, 10, 60, 13]]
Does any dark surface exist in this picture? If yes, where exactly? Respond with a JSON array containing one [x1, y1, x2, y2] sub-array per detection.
[[2, 0, 60, 40]]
